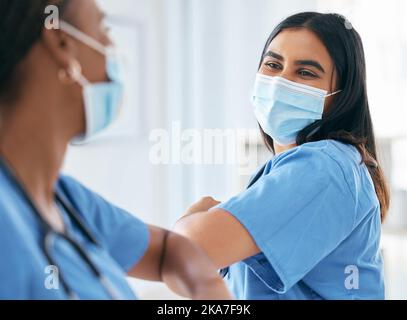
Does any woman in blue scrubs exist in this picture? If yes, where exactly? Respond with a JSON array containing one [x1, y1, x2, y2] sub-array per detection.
[[174, 12, 390, 299], [0, 0, 232, 300]]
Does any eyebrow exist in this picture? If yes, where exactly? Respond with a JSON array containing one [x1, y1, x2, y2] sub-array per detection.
[[263, 50, 284, 61], [263, 50, 326, 73], [295, 60, 325, 73]]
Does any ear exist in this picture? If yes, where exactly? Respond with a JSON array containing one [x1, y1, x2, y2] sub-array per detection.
[[40, 26, 80, 72]]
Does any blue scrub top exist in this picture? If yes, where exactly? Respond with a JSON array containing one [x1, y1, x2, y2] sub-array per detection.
[[216, 139, 384, 300], [0, 173, 150, 300]]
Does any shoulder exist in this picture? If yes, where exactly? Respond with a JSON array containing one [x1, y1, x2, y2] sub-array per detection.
[[270, 140, 363, 201], [58, 176, 150, 271], [58, 174, 93, 199], [0, 175, 37, 293], [57, 174, 148, 232], [57, 175, 109, 213], [272, 139, 361, 173], [56, 175, 114, 233], [0, 171, 33, 235]]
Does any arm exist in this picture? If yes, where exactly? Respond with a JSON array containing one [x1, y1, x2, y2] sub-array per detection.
[[128, 225, 233, 300], [173, 197, 261, 270]]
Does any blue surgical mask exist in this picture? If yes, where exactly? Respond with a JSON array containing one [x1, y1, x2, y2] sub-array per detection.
[[251, 74, 341, 146], [59, 21, 125, 143]]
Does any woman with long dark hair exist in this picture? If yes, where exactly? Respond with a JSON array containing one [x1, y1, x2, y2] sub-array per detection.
[[175, 12, 390, 299]]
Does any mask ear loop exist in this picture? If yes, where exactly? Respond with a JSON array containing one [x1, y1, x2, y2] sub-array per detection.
[[325, 66, 342, 97], [59, 21, 107, 56], [325, 89, 342, 97], [58, 21, 113, 86], [307, 68, 340, 140]]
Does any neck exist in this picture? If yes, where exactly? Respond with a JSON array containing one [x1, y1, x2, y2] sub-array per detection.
[[0, 107, 67, 207], [273, 142, 297, 155]]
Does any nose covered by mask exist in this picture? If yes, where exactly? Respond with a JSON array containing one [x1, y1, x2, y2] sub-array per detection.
[[59, 21, 125, 143], [251, 74, 341, 146]]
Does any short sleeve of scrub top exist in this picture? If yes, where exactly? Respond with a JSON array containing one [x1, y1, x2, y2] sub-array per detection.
[[216, 140, 368, 296], [0, 173, 150, 300], [57, 175, 150, 272]]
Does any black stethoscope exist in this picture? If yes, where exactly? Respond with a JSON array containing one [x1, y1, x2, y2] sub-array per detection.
[[219, 163, 267, 278], [0, 156, 121, 300]]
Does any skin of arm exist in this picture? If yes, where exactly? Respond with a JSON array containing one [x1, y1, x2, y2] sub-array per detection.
[[128, 225, 233, 300], [173, 197, 261, 270]]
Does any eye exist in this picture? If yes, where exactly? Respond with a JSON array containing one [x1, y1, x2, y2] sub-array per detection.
[[264, 61, 282, 71], [298, 69, 318, 78]]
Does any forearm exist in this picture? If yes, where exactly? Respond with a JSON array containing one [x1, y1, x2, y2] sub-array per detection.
[[160, 231, 232, 299], [173, 209, 261, 271], [128, 225, 232, 299]]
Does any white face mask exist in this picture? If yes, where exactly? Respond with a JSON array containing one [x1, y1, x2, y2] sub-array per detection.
[[59, 21, 125, 143]]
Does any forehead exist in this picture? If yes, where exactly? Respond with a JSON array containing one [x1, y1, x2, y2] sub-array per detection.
[[266, 28, 333, 67]]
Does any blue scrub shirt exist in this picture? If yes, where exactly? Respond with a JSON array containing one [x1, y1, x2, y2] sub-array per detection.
[[216, 139, 384, 300], [0, 173, 149, 300]]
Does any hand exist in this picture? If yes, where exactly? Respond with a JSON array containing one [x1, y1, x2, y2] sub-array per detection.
[[185, 196, 221, 216]]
